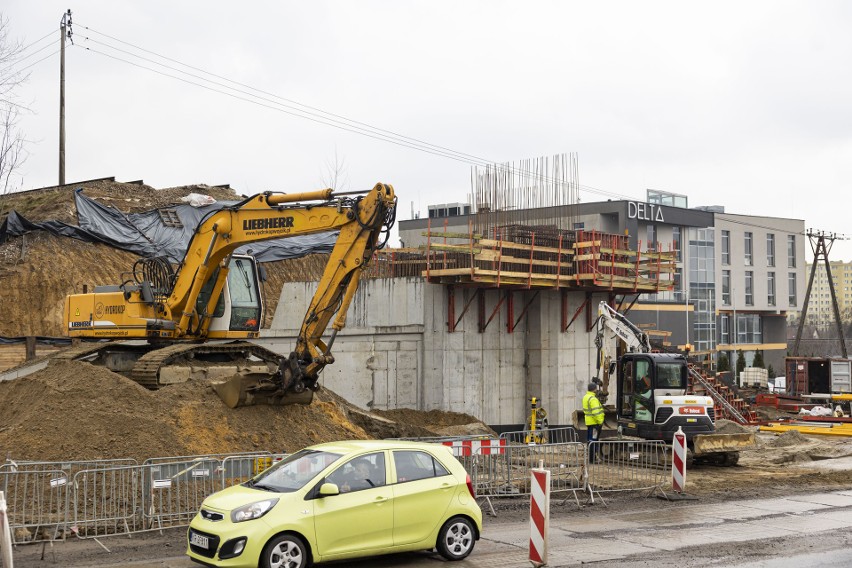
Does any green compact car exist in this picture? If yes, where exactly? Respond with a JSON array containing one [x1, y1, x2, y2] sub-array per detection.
[[186, 440, 482, 567]]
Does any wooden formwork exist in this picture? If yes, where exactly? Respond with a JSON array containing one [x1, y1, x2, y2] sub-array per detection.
[[418, 225, 675, 292]]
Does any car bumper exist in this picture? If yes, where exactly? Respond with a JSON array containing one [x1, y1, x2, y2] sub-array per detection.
[[186, 516, 273, 567]]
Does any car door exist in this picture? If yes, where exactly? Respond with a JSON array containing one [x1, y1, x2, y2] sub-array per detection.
[[312, 452, 393, 557], [391, 450, 456, 545]]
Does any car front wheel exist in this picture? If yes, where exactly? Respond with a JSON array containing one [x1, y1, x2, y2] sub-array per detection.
[[260, 534, 308, 568], [436, 516, 476, 560]]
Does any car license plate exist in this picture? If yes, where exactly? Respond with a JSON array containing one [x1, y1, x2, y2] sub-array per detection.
[[190, 532, 209, 549]]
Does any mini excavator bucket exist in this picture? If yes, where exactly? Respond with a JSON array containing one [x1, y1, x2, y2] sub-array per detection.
[[212, 373, 314, 408]]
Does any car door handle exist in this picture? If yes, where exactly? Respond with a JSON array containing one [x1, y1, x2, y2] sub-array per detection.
[[374, 495, 389, 502]]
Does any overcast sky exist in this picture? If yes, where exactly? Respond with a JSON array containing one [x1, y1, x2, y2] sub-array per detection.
[[4, 1, 852, 260]]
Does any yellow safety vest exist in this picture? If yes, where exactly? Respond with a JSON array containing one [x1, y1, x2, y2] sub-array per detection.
[[582, 391, 605, 426]]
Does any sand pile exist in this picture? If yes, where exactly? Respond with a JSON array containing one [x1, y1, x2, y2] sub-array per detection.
[[768, 430, 809, 448], [0, 360, 484, 463]]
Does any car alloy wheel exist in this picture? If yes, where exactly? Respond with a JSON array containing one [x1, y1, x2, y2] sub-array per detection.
[[437, 516, 475, 560], [261, 534, 307, 568]]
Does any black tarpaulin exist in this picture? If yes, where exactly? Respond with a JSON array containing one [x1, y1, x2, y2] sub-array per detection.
[[0, 189, 337, 263]]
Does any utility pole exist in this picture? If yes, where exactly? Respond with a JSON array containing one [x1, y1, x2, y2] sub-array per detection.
[[59, 9, 73, 186], [793, 230, 848, 358]]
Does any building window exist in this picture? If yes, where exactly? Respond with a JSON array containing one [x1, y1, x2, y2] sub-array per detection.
[[737, 314, 763, 344], [647, 225, 657, 251], [722, 270, 731, 305], [788, 272, 797, 306], [744, 232, 753, 266], [766, 233, 775, 267], [720, 314, 729, 344], [745, 271, 754, 306], [788, 235, 796, 268], [767, 272, 776, 306], [721, 230, 730, 265], [672, 226, 682, 262]]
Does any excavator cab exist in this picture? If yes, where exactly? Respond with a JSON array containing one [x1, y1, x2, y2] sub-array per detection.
[[615, 352, 715, 442], [196, 255, 263, 336]]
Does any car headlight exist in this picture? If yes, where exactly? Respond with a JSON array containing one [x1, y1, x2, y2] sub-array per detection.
[[230, 499, 279, 523]]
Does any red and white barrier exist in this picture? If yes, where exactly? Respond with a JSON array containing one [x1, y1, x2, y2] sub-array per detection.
[[528, 467, 550, 567], [442, 438, 506, 457], [671, 426, 687, 494]]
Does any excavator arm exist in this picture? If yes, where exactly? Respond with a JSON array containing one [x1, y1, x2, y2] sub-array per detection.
[[594, 301, 651, 404], [172, 183, 397, 403]]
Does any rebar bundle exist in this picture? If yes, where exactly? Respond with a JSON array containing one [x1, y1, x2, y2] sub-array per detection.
[[471, 153, 580, 239]]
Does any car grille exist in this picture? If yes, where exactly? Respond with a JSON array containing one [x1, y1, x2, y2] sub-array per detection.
[[654, 407, 673, 423], [708, 407, 715, 422], [201, 509, 224, 522], [189, 529, 220, 559]]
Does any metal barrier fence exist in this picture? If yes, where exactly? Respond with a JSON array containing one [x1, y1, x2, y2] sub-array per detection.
[[0, 469, 69, 544], [585, 440, 668, 503], [458, 442, 586, 513], [499, 426, 579, 445], [2, 440, 673, 542], [2, 452, 277, 542]]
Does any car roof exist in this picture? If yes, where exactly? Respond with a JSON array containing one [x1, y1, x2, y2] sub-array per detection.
[[304, 439, 450, 454]]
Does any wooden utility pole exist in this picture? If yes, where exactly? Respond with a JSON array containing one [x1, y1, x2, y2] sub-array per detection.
[[59, 9, 72, 186]]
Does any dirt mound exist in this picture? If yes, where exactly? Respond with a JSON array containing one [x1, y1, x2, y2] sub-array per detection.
[[714, 419, 754, 435], [768, 430, 810, 447], [0, 360, 485, 463]]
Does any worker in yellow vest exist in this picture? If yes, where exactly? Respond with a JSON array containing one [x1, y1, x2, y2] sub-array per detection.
[[583, 381, 605, 463]]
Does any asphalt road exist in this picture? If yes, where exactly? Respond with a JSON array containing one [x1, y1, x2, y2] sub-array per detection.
[[10, 489, 852, 567]]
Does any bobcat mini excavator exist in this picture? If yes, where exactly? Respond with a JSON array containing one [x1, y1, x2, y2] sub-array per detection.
[[593, 301, 754, 465], [63, 183, 397, 408]]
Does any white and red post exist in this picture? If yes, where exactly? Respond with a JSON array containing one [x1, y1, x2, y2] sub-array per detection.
[[671, 426, 687, 494], [0, 491, 13, 568], [529, 466, 550, 567]]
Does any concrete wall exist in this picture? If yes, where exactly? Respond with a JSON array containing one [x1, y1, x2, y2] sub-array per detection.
[[261, 278, 604, 427]]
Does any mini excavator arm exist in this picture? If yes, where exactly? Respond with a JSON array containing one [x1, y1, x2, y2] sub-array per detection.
[[593, 301, 651, 405]]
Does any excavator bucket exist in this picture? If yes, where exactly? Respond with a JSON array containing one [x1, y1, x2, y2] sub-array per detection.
[[212, 373, 314, 408], [693, 432, 756, 455]]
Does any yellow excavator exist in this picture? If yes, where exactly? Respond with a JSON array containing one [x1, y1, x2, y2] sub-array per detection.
[[63, 183, 397, 407]]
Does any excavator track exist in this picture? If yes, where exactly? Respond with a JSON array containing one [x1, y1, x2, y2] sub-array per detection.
[[128, 341, 285, 388]]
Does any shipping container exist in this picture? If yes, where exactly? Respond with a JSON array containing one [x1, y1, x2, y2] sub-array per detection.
[[785, 357, 852, 395]]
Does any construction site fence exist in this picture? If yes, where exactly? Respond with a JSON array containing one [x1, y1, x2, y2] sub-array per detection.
[[498, 426, 579, 444], [585, 440, 668, 502], [0, 452, 285, 544], [1, 440, 670, 544]]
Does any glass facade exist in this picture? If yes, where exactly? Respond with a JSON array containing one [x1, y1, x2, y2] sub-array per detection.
[[722, 270, 731, 305], [688, 228, 716, 355]]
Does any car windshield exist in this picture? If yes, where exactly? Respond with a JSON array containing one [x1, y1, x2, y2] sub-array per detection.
[[246, 450, 342, 492]]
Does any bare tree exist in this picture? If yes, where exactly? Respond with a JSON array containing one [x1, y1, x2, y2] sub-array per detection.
[[320, 148, 349, 191], [0, 14, 28, 194]]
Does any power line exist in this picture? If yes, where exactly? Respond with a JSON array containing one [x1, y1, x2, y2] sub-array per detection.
[[5, 48, 60, 75], [75, 23, 632, 202], [17, 30, 55, 54]]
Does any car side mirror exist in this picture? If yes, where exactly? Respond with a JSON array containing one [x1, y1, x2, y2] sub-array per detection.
[[318, 482, 340, 497]]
